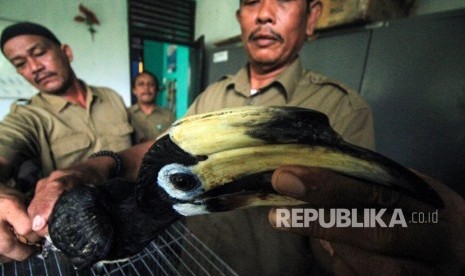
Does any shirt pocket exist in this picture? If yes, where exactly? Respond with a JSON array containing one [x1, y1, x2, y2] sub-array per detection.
[[51, 133, 91, 168], [99, 123, 133, 151]]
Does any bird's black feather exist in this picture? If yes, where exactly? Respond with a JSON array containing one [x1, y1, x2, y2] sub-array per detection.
[[136, 135, 201, 209], [49, 135, 202, 270], [49, 178, 179, 270]]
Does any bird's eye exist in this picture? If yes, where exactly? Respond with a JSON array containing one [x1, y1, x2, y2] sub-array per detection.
[[169, 173, 199, 191], [157, 163, 203, 201]]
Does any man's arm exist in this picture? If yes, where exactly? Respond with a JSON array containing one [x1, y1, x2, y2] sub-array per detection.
[[27, 140, 154, 236]]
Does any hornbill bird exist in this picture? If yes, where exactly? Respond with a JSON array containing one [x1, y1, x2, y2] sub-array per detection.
[[47, 106, 443, 270]]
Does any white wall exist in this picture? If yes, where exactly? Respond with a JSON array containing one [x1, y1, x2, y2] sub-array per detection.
[[0, 0, 130, 109], [195, 0, 465, 48], [195, 0, 241, 48]]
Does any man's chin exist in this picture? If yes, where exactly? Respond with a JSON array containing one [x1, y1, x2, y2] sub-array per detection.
[[38, 75, 75, 95], [250, 58, 285, 73], [139, 97, 156, 104], [37, 83, 66, 95]]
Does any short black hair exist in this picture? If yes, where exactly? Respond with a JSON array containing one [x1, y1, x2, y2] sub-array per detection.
[[1, 22, 61, 54], [132, 71, 159, 90]]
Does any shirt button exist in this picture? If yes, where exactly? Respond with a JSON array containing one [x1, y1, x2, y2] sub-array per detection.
[[311, 75, 321, 83]]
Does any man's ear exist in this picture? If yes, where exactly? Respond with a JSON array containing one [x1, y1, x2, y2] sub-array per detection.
[[306, 1, 322, 37], [236, 9, 241, 25], [61, 44, 73, 63]]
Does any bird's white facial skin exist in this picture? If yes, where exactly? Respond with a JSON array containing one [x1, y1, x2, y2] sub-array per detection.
[[157, 164, 209, 216], [157, 164, 203, 201], [173, 204, 209, 216]]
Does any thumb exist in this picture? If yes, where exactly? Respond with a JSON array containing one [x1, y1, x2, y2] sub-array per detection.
[[271, 166, 323, 199]]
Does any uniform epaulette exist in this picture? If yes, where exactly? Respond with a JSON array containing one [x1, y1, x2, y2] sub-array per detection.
[[9, 98, 31, 112], [15, 98, 31, 105], [308, 71, 352, 95]]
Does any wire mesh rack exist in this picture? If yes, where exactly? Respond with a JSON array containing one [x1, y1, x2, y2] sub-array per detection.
[[0, 220, 238, 276]]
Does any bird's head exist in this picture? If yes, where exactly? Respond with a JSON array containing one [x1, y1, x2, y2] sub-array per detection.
[[135, 106, 443, 217]]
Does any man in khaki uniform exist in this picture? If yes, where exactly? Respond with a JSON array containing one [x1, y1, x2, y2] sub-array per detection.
[[184, 61, 374, 276], [129, 71, 175, 144], [183, 1, 373, 274], [0, 22, 132, 262], [18, 1, 465, 275]]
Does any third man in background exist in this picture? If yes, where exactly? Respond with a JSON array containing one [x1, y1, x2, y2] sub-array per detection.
[[129, 71, 175, 144]]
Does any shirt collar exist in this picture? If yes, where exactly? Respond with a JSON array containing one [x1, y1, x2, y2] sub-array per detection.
[[130, 104, 159, 115], [129, 104, 141, 113], [272, 57, 302, 101], [226, 57, 303, 101], [37, 81, 98, 113]]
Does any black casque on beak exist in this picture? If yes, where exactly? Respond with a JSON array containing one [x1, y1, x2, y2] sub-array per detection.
[[48, 106, 443, 270]]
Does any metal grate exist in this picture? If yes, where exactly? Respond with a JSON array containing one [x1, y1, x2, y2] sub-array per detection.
[[128, 0, 196, 46], [0, 220, 237, 276]]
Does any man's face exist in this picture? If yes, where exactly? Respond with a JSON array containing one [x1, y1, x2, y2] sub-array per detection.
[[237, 0, 319, 72], [3, 34, 74, 94], [133, 73, 157, 105]]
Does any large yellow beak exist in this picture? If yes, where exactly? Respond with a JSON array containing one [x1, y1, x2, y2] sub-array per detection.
[[136, 106, 442, 216]]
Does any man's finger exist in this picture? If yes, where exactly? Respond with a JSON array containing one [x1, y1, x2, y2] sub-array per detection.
[[27, 177, 66, 234], [4, 208, 41, 244], [271, 166, 436, 212], [0, 241, 37, 262], [1, 197, 41, 244], [0, 224, 37, 262]]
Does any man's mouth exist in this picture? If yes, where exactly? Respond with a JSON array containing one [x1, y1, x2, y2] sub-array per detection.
[[35, 73, 55, 84], [249, 28, 283, 47], [252, 36, 278, 47]]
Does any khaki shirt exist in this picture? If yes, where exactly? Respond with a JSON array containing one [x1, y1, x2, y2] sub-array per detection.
[[188, 58, 374, 149], [128, 104, 175, 144], [0, 82, 133, 181], [185, 58, 375, 275]]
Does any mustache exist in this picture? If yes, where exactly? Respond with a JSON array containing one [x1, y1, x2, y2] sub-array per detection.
[[34, 72, 56, 84], [248, 27, 284, 42]]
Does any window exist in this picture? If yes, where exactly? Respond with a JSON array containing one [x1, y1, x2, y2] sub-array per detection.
[[128, 0, 196, 46]]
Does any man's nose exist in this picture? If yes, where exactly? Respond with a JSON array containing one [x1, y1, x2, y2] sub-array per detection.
[[28, 58, 44, 74], [256, 0, 276, 25]]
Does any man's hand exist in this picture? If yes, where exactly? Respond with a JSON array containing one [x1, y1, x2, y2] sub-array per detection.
[[0, 186, 41, 263], [27, 170, 89, 237], [26, 143, 152, 237], [269, 166, 465, 275]]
